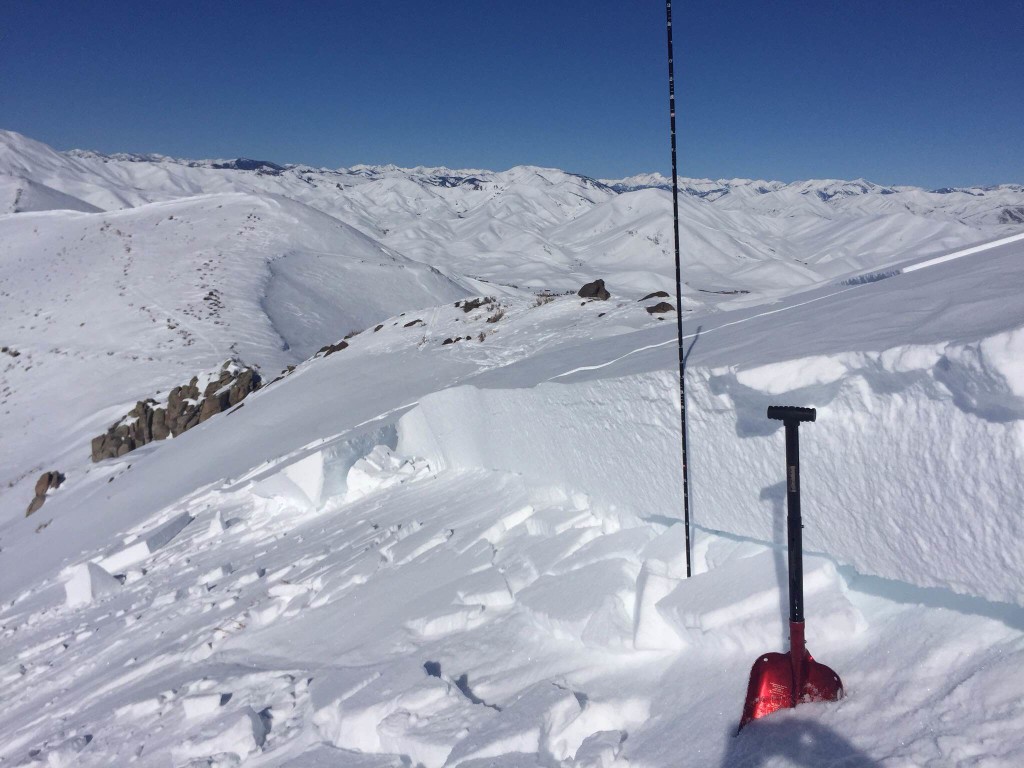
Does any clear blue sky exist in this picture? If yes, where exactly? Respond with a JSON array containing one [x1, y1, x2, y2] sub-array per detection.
[[4, 1, 1022, 187]]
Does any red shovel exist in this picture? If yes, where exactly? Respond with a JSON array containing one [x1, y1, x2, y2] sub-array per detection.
[[738, 406, 843, 732]]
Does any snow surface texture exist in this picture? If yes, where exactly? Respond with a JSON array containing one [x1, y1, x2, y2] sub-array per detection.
[[1, 130, 1024, 765]]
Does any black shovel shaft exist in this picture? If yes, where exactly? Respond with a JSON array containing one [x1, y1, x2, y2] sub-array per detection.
[[784, 420, 804, 623], [768, 406, 817, 623]]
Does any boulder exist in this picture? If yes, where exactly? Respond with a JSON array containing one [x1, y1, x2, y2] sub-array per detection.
[[28, 468, 66, 514], [646, 302, 676, 314], [34, 470, 65, 497], [578, 279, 610, 301], [317, 340, 349, 357]]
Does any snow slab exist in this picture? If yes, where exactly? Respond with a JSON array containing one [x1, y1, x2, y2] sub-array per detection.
[[252, 450, 325, 511], [98, 511, 193, 573], [63, 561, 120, 608]]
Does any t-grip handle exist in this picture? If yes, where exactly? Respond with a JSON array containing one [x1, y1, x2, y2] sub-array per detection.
[[767, 405, 816, 423]]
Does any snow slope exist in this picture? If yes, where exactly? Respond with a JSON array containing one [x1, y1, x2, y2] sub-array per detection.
[[1, 129, 1024, 766], [1, 231, 1023, 765], [0, 192, 466, 521]]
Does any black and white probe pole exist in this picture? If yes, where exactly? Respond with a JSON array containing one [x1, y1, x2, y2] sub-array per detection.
[[665, 0, 692, 577]]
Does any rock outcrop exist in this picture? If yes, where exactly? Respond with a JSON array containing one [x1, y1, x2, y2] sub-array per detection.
[[646, 302, 676, 314], [640, 291, 670, 301], [26, 470, 65, 516], [91, 361, 261, 462], [316, 340, 349, 357], [578, 279, 610, 301]]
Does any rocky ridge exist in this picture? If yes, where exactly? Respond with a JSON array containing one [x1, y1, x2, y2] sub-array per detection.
[[90, 361, 261, 462]]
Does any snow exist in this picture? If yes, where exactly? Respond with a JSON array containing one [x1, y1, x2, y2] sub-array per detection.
[[98, 510, 193, 573], [0, 129, 1023, 765], [62, 562, 120, 608]]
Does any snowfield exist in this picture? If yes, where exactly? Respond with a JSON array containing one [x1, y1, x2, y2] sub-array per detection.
[[1, 129, 1023, 766]]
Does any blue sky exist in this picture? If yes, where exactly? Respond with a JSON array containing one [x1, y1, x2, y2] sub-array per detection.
[[4, 1, 1022, 187]]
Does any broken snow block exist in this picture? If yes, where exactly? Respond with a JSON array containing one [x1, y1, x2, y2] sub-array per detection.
[[444, 682, 576, 765], [573, 730, 628, 768], [207, 510, 226, 538], [655, 550, 865, 652], [252, 451, 325, 510], [639, 523, 689, 580], [633, 562, 686, 651], [64, 562, 121, 608], [517, 559, 635, 644], [99, 511, 193, 573], [345, 446, 429, 502], [284, 451, 325, 507], [175, 706, 267, 762], [40, 734, 93, 766], [182, 693, 228, 719]]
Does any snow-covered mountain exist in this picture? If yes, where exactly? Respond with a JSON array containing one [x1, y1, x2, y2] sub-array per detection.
[[1, 128, 1024, 766]]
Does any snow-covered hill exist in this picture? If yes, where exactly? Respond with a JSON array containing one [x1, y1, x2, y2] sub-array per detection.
[[602, 172, 1024, 230], [1, 129, 1023, 766], [4, 129, 1022, 302], [0, 192, 466, 520]]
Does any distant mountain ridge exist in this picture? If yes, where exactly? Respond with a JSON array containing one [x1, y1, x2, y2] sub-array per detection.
[[602, 170, 1024, 198]]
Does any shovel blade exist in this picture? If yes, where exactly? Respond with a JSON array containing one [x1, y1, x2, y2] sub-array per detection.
[[738, 650, 843, 732], [801, 654, 844, 705]]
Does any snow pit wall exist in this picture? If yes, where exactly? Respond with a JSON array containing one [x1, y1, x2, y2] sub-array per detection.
[[398, 354, 1024, 606], [398, 372, 685, 531]]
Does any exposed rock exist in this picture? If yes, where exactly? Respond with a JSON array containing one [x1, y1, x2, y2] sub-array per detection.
[[640, 291, 671, 301], [404, 319, 424, 328], [456, 297, 494, 313], [578, 279, 610, 301], [1, 346, 20, 358], [90, 361, 261, 462], [26, 470, 64, 516], [316, 340, 349, 357], [646, 302, 676, 314], [373, 324, 384, 332], [35, 470, 65, 497]]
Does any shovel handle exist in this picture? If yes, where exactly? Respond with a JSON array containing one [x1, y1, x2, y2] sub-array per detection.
[[768, 405, 816, 624], [767, 405, 816, 423]]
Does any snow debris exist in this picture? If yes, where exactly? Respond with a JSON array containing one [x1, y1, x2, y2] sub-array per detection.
[[63, 561, 120, 608], [2, 130, 1024, 767], [345, 445, 431, 502], [98, 511, 193, 573], [174, 707, 266, 763]]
